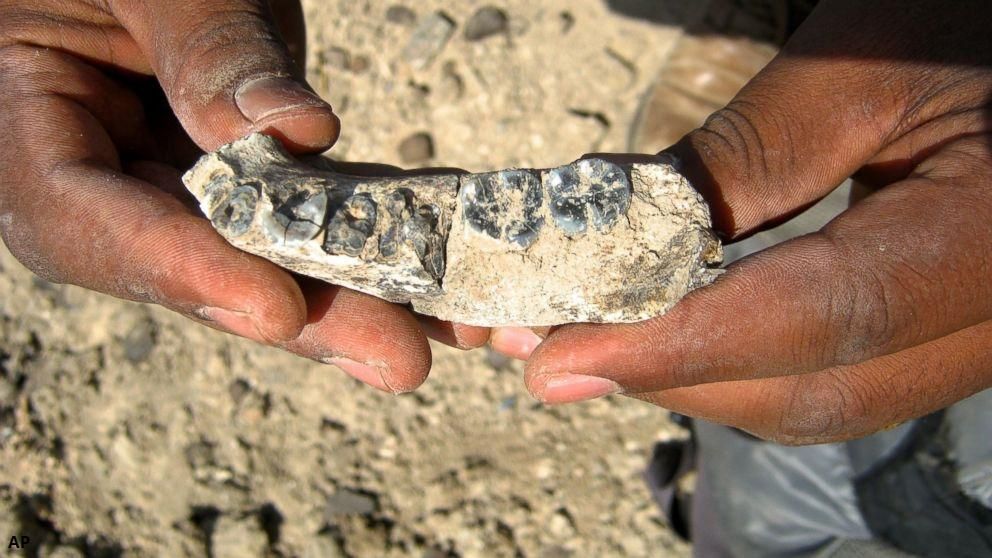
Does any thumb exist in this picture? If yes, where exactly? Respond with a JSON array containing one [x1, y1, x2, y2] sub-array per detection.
[[665, 1, 927, 240], [108, 0, 339, 152]]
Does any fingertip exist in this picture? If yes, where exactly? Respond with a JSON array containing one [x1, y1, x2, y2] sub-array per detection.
[[254, 107, 341, 153], [283, 286, 432, 392], [235, 76, 340, 153], [192, 273, 307, 345], [323, 356, 396, 394], [417, 316, 491, 350], [490, 327, 543, 360]]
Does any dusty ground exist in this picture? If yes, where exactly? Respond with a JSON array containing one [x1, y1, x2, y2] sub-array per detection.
[[0, 1, 708, 556]]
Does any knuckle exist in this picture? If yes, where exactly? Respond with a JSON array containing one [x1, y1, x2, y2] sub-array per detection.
[[0, 213, 65, 284], [819, 233, 899, 365], [770, 373, 869, 445], [922, 137, 992, 183], [0, 5, 36, 46], [691, 99, 798, 236], [164, 9, 289, 99]]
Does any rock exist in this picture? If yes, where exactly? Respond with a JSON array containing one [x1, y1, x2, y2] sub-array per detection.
[[398, 132, 435, 164], [385, 5, 417, 26], [183, 133, 723, 327], [326, 488, 378, 517], [438, 61, 466, 101], [464, 7, 509, 41], [321, 47, 371, 74], [122, 319, 157, 363], [322, 46, 351, 70], [402, 11, 456, 69], [484, 347, 513, 371], [349, 54, 371, 73]]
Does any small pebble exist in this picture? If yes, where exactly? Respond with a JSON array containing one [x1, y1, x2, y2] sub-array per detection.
[[349, 54, 371, 73], [402, 11, 456, 69], [560, 11, 576, 34], [499, 395, 518, 411], [228, 378, 251, 405], [398, 132, 435, 164], [464, 7, 509, 41], [123, 320, 157, 364], [322, 47, 370, 74], [386, 5, 417, 26], [484, 347, 512, 371], [325, 488, 378, 517], [322, 46, 351, 70], [438, 61, 465, 101]]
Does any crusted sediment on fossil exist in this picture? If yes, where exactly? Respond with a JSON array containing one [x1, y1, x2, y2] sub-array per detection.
[[183, 134, 723, 327]]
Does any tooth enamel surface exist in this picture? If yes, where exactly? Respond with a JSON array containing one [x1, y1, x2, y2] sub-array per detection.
[[459, 169, 544, 249], [183, 133, 723, 326]]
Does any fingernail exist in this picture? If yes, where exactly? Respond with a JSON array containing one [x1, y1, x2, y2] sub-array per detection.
[[490, 327, 543, 360], [540, 374, 621, 404], [323, 357, 394, 394], [235, 76, 333, 123], [201, 307, 264, 342]]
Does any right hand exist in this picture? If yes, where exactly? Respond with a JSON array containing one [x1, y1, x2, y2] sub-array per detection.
[[0, 0, 489, 393]]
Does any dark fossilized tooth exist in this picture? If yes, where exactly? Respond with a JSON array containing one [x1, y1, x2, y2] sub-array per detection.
[[210, 183, 259, 238], [378, 189, 414, 259], [324, 193, 377, 257], [545, 164, 587, 236], [459, 175, 500, 240], [579, 159, 631, 231], [546, 159, 631, 235], [403, 204, 445, 280], [459, 169, 543, 249], [275, 190, 329, 245]]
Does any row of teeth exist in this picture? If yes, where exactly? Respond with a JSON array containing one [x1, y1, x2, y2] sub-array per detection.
[[206, 158, 633, 280], [460, 158, 632, 249]]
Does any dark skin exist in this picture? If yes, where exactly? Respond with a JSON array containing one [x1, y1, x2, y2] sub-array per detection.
[[3, 1, 990, 445], [0, 0, 489, 395], [493, 0, 992, 444]]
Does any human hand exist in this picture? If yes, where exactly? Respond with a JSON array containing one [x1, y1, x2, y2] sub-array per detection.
[[495, 0, 992, 444], [0, 0, 488, 393]]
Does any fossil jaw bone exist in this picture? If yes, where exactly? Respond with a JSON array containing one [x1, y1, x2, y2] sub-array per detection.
[[183, 133, 722, 327]]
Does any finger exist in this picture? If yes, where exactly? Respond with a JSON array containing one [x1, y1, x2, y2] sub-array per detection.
[[526, 136, 992, 398], [489, 327, 549, 360], [665, 0, 992, 239], [0, 2, 150, 74], [0, 45, 155, 165], [417, 316, 491, 350], [280, 282, 432, 393], [107, 0, 339, 152], [126, 160, 199, 210], [0, 47, 307, 344], [636, 319, 992, 445]]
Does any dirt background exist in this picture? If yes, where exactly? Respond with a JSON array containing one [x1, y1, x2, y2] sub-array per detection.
[[0, 1, 711, 556]]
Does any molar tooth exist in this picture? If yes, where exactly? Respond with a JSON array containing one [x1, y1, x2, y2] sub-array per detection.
[[545, 159, 631, 235], [404, 204, 445, 280], [459, 175, 500, 240], [323, 193, 377, 257], [276, 190, 328, 245], [210, 184, 259, 238], [579, 159, 631, 232], [459, 169, 543, 249], [546, 165, 587, 236]]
